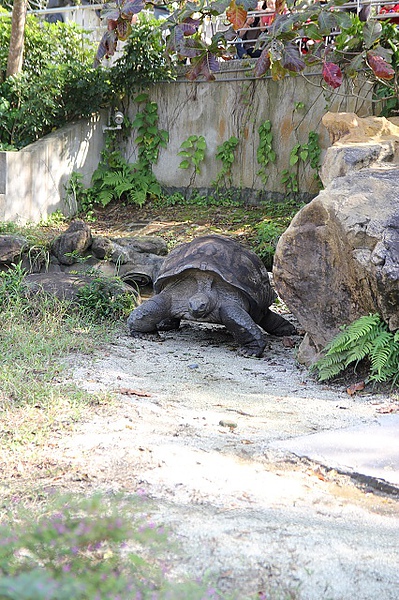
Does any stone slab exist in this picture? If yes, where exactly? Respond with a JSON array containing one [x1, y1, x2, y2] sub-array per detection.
[[272, 414, 399, 488]]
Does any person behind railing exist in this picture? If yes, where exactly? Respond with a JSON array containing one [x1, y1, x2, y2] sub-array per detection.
[[236, 1, 266, 58], [260, 0, 277, 28]]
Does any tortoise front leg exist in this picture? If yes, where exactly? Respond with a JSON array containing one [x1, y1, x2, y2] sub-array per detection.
[[219, 305, 267, 357], [127, 294, 171, 335]]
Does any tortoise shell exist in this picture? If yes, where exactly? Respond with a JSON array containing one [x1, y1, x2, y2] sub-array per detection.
[[154, 234, 277, 317]]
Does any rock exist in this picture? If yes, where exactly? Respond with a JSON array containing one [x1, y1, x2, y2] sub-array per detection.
[[274, 132, 399, 365], [95, 251, 165, 287], [23, 273, 102, 300], [320, 112, 399, 187], [23, 272, 135, 301], [115, 236, 168, 256], [322, 111, 399, 145], [91, 236, 167, 284], [0, 235, 28, 265], [51, 220, 92, 265], [91, 237, 130, 264], [320, 142, 399, 187]]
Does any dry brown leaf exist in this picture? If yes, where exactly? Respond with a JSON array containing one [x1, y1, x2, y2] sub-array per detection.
[[346, 381, 365, 396], [119, 388, 152, 397], [376, 404, 399, 414]]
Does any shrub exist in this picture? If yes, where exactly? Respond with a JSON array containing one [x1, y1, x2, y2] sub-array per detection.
[[74, 273, 138, 322], [108, 12, 175, 95], [0, 13, 111, 149]]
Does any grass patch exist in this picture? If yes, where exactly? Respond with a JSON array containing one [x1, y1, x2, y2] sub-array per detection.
[[0, 277, 120, 479]]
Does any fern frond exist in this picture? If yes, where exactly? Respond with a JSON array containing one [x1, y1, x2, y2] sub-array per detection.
[[313, 313, 399, 387], [344, 313, 382, 342], [115, 182, 135, 198], [369, 333, 399, 383], [97, 189, 114, 207], [128, 189, 147, 207], [369, 331, 395, 370]]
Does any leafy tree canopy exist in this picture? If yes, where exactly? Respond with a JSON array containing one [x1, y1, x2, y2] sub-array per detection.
[[95, 0, 397, 90]]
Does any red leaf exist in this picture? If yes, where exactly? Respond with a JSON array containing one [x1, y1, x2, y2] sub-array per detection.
[[226, 0, 247, 31], [95, 30, 118, 65], [186, 53, 219, 81], [107, 19, 118, 31], [322, 62, 343, 89], [181, 18, 201, 36], [282, 42, 306, 73], [121, 0, 145, 18], [367, 52, 395, 80], [254, 48, 271, 78], [117, 19, 132, 41]]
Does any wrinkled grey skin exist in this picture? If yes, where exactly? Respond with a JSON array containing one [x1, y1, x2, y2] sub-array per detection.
[[127, 235, 296, 357]]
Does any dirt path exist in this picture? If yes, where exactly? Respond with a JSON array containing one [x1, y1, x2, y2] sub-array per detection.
[[47, 320, 399, 599]]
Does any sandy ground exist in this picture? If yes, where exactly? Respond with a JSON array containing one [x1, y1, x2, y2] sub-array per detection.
[[49, 315, 399, 600]]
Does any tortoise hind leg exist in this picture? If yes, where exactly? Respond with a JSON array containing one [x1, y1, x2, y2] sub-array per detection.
[[259, 308, 297, 336], [157, 317, 181, 331]]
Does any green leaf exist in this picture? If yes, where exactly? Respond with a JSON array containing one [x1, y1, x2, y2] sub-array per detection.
[[300, 150, 308, 161], [134, 93, 149, 103], [180, 140, 194, 149], [363, 20, 383, 50], [196, 137, 207, 150], [179, 160, 190, 169]]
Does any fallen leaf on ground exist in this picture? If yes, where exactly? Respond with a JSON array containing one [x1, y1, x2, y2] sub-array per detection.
[[119, 388, 152, 397], [282, 337, 296, 348], [346, 381, 365, 396], [376, 404, 399, 414]]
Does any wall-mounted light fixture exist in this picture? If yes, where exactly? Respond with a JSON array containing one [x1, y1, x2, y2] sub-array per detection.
[[103, 110, 124, 132]]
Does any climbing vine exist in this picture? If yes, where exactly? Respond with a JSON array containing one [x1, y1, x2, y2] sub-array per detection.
[[66, 95, 168, 214], [213, 136, 239, 188], [178, 135, 207, 181], [281, 130, 322, 200], [256, 120, 276, 185], [132, 93, 169, 167]]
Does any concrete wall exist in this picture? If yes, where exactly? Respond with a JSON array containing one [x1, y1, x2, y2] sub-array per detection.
[[0, 113, 106, 225], [124, 63, 373, 202]]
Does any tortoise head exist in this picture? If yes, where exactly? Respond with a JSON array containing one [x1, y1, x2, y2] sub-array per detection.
[[187, 274, 217, 319]]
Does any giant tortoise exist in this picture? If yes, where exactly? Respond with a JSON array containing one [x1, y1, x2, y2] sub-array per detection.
[[127, 234, 296, 356]]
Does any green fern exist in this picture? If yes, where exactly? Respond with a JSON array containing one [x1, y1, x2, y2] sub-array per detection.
[[313, 314, 399, 387]]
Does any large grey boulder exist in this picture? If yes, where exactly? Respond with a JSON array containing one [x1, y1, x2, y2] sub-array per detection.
[[0, 235, 28, 265], [273, 113, 399, 365], [51, 220, 92, 265]]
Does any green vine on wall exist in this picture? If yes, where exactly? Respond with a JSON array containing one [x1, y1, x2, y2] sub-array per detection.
[[256, 120, 276, 185], [178, 135, 207, 184], [66, 95, 169, 214], [281, 130, 322, 200], [132, 93, 169, 167], [213, 136, 239, 188]]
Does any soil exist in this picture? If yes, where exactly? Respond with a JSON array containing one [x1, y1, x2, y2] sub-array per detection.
[[15, 203, 399, 599]]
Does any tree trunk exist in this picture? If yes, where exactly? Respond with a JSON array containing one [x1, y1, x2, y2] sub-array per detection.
[[6, 0, 28, 78]]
